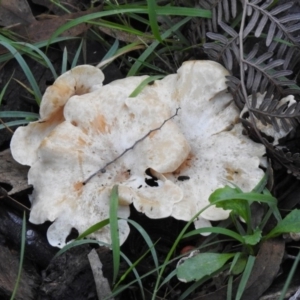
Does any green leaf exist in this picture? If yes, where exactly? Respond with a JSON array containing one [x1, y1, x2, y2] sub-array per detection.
[[242, 228, 262, 246], [75, 219, 110, 240], [110, 185, 120, 284], [209, 185, 277, 207], [231, 255, 247, 276], [147, 0, 162, 42], [177, 253, 235, 282], [219, 199, 250, 223], [129, 75, 164, 97], [265, 209, 300, 240], [183, 227, 244, 244], [235, 256, 256, 300], [209, 186, 241, 203], [0, 41, 42, 104], [0, 111, 39, 118]]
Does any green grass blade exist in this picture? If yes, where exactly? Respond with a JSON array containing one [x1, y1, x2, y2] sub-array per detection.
[[71, 39, 83, 69], [61, 47, 68, 74], [127, 17, 191, 76], [75, 219, 110, 240], [0, 111, 39, 118], [0, 37, 77, 64], [127, 219, 159, 270], [102, 5, 212, 18], [55, 239, 111, 258], [0, 41, 42, 104], [151, 203, 212, 299], [0, 72, 13, 106], [0, 120, 33, 130], [110, 185, 120, 284], [124, 56, 169, 74], [227, 275, 234, 300], [279, 248, 300, 300], [129, 75, 164, 97], [101, 39, 119, 62], [147, 0, 162, 42], [10, 211, 26, 300], [235, 255, 256, 300], [97, 43, 145, 68], [49, 6, 210, 46], [158, 269, 177, 289], [117, 252, 146, 300], [15, 42, 58, 79], [183, 227, 244, 244]]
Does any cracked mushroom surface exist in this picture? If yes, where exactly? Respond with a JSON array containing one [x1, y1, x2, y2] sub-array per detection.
[[11, 66, 190, 248], [138, 60, 266, 224], [11, 61, 266, 247]]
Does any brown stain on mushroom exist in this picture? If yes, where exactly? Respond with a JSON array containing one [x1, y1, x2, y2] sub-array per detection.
[[114, 168, 131, 182], [49, 83, 73, 107], [39, 106, 65, 129], [73, 181, 83, 196], [149, 130, 158, 138], [77, 137, 87, 146], [91, 114, 110, 134], [225, 167, 239, 181], [74, 84, 90, 95], [173, 153, 194, 176]]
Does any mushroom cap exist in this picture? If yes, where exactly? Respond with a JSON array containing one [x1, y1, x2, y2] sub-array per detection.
[[10, 65, 104, 166], [14, 71, 190, 248], [11, 60, 267, 247], [139, 60, 266, 223]]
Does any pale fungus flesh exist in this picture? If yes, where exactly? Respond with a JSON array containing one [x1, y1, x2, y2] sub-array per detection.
[[11, 61, 267, 247]]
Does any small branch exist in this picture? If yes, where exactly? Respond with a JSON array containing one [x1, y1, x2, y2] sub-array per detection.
[[83, 107, 181, 184]]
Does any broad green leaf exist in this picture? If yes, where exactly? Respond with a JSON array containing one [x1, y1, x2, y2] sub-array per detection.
[[265, 209, 300, 240], [231, 255, 247, 275], [209, 185, 277, 206], [177, 253, 235, 282], [242, 228, 262, 246], [209, 185, 240, 203], [216, 199, 250, 223]]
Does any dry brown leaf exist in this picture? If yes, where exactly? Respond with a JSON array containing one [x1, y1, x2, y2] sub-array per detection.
[[31, 0, 83, 15], [3, 7, 101, 45], [0, 149, 30, 195], [191, 238, 285, 300], [0, 0, 36, 26]]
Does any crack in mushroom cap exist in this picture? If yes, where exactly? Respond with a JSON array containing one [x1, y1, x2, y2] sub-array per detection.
[[19, 73, 190, 248], [11, 65, 105, 166]]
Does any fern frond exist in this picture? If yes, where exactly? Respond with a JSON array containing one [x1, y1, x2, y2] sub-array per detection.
[[245, 1, 300, 46], [249, 94, 300, 132]]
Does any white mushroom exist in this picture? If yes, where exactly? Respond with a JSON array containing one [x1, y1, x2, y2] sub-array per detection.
[[139, 61, 266, 224], [11, 61, 267, 247], [11, 67, 190, 247], [11, 65, 104, 166]]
